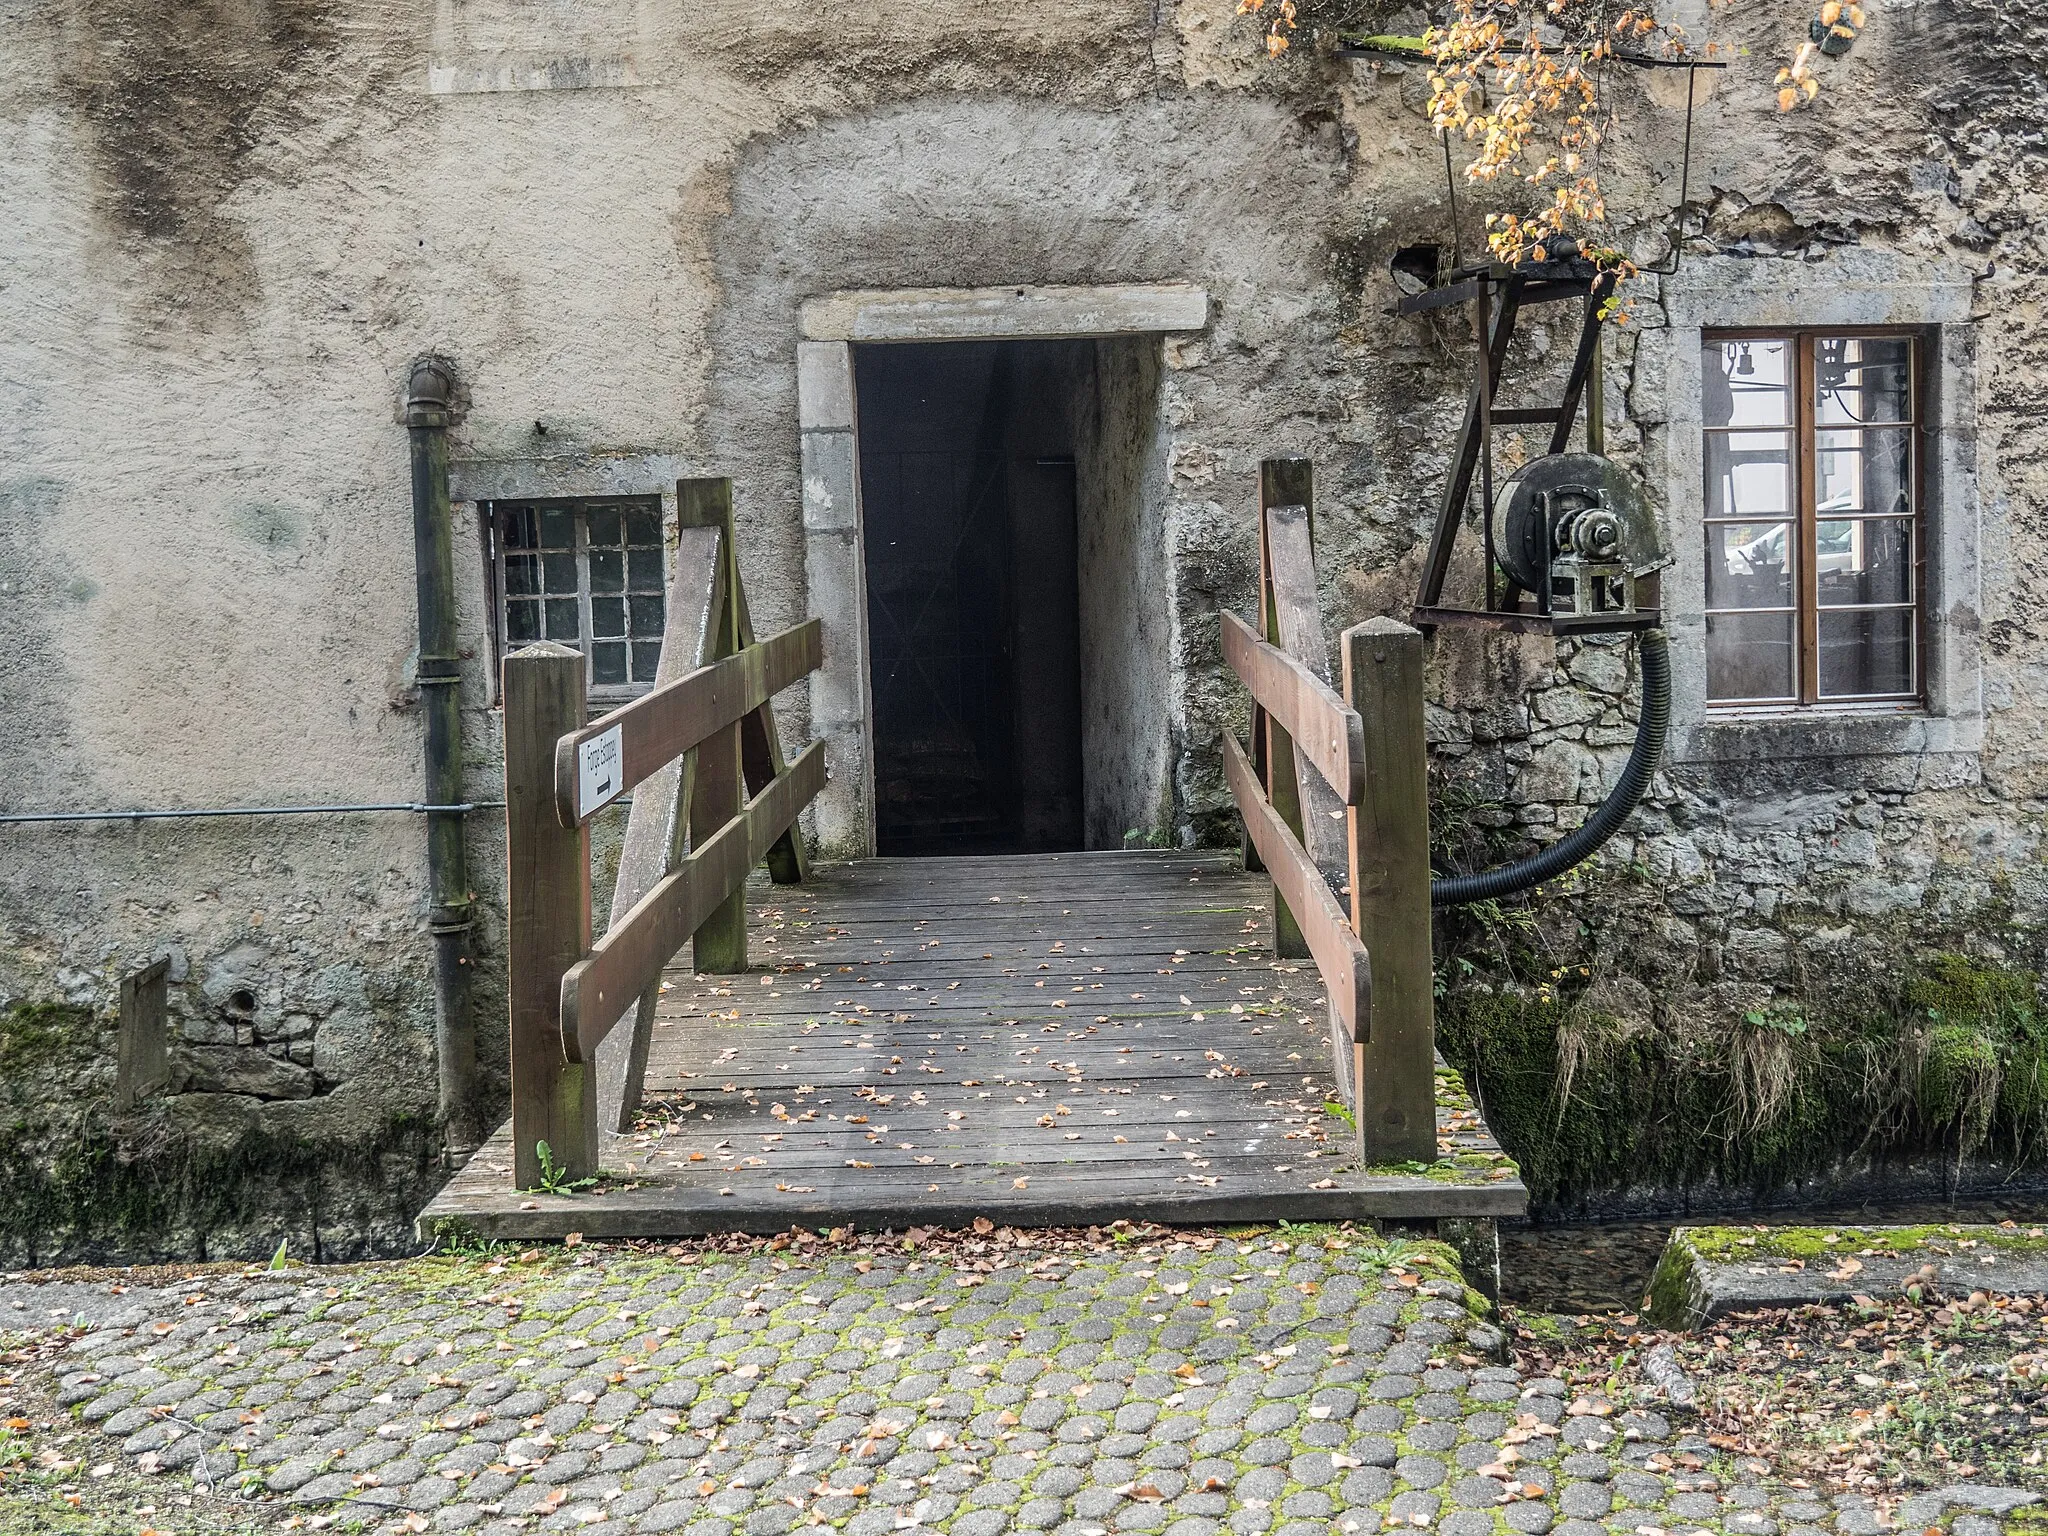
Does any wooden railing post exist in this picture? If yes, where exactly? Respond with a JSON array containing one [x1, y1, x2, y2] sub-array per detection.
[[690, 716, 748, 973], [1342, 618, 1437, 1164], [1259, 457, 1315, 959], [504, 641, 597, 1184], [690, 481, 749, 975]]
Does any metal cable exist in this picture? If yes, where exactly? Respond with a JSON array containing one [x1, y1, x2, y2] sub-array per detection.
[[0, 801, 510, 826]]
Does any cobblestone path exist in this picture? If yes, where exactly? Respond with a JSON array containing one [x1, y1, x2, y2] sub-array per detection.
[[6, 1233, 2042, 1536]]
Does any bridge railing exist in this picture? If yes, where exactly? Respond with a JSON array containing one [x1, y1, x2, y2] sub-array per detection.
[[501, 530, 824, 1187], [1222, 458, 1436, 1165]]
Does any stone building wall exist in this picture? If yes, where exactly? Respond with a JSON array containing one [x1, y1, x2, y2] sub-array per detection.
[[0, 0, 2042, 1252]]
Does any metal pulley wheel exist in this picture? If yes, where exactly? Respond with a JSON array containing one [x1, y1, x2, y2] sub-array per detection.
[[1493, 452, 1663, 593]]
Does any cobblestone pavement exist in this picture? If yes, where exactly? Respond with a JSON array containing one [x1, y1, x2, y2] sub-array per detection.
[[3, 1232, 2042, 1536]]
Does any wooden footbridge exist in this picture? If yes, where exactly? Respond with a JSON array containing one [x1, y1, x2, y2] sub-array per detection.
[[421, 469, 1525, 1243]]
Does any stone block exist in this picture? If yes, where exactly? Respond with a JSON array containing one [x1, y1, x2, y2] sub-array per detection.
[[174, 1046, 319, 1100], [1516, 741, 1594, 803], [797, 342, 855, 430]]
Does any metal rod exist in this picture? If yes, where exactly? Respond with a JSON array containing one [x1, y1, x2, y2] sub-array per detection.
[[0, 801, 511, 825], [1443, 133, 1463, 271], [1642, 65, 1703, 276], [1477, 275, 1496, 611]]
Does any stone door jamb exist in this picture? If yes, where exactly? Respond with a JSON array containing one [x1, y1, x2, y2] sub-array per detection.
[[795, 282, 1210, 856]]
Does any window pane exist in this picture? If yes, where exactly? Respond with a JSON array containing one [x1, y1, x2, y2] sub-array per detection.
[[625, 508, 660, 545], [542, 552, 578, 594], [591, 595, 626, 638], [1817, 518, 1914, 607], [540, 507, 575, 549], [1703, 339, 1790, 428], [1706, 611, 1797, 702], [1816, 428, 1912, 518], [591, 642, 629, 687], [588, 550, 624, 593], [1706, 523, 1796, 609], [544, 597, 580, 639], [506, 599, 539, 643], [586, 506, 623, 546], [504, 553, 539, 596], [629, 594, 664, 636], [503, 507, 538, 549], [1819, 607, 1915, 697], [627, 548, 663, 590], [631, 640, 662, 683], [1816, 336, 1912, 425], [1704, 431, 1792, 520]]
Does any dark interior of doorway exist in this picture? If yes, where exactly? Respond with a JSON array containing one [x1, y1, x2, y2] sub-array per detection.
[[855, 340, 1086, 857]]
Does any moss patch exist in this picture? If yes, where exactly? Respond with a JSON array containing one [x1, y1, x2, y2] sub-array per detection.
[[1437, 950, 2048, 1209], [1679, 1221, 2048, 1264], [0, 997, 445, 1266]]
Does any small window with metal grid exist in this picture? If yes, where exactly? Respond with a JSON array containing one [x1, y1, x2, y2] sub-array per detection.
[[485, 497, 666, 698], [1701, 331, 1922, 708]]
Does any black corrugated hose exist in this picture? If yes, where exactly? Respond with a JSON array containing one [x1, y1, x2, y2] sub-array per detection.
[[1431, 628, 1670, 907]]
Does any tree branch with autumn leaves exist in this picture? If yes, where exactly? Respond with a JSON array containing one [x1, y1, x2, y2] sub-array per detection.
[[1238, 0, 1871, 272]]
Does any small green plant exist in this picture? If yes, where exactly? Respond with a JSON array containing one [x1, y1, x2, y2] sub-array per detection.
[[269, 1237, 290, 1270], [1742, 1008, 1809, 1036], [528, 1139, 598, 1196], [1322, 1099, 1357, 1129]]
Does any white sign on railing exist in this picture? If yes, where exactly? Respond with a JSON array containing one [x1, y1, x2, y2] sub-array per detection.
[[577, 724, 625, 818]]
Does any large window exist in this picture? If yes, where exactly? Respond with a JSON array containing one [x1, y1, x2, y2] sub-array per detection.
[[1702, 331, 1922, 707], [484, 497, 667, 700]]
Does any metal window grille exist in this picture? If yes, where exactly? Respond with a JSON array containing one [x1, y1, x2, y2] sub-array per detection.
[[486, 497, 667, 702]]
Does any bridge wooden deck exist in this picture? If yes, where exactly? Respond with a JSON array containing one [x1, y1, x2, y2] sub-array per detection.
[[421, 851, 1526, 1240]]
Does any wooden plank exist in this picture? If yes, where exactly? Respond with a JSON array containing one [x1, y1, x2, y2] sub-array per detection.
[[1219, 730, 1370, 1049], [595, 520, 725, 1135], [717, 481, 810, 887], [1263, 494, 1351, 1113], [1221, 611, 1363, 806], [115, 957, 171, 1111], [504, 642, 598, 1184], [1263, 503, 1349, 888], [416, 849, 1530, 1240], [552, 620, 823, 828], [690, 715, 749, 974], [561, 742, 827, 1061], [1257, 462, 1311, 957], [1343, 619, 1437, 1164]]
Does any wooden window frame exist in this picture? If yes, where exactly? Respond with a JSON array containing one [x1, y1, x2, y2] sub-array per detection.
[[1702, 327, 1925, 710], [482, 495, 667, 707]]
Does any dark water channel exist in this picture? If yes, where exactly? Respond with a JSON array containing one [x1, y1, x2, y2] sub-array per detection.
[[1502, 1195, 2048, 1315]]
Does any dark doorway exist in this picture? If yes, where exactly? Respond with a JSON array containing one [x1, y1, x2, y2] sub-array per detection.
[[856, 341, 1086, 856]]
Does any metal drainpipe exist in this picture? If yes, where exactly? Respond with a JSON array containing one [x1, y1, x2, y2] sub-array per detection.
[[406, 356, 478, 1155]]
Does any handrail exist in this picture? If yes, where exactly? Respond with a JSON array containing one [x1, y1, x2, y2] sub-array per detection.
[[501, 518, 828, 1186], [552, 619, 823, 827], [1221, 458, 1438, 1166], [559, 741, 825, 1061], [1220, 609, 1364, 806], [1221, 732, 1371, 1048]]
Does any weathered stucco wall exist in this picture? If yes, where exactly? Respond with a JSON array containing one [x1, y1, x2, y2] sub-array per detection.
[[1, 0, 2043, 1248]]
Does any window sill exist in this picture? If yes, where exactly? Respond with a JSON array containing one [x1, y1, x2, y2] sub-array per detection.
[[1674, 704, 1981, 769]]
